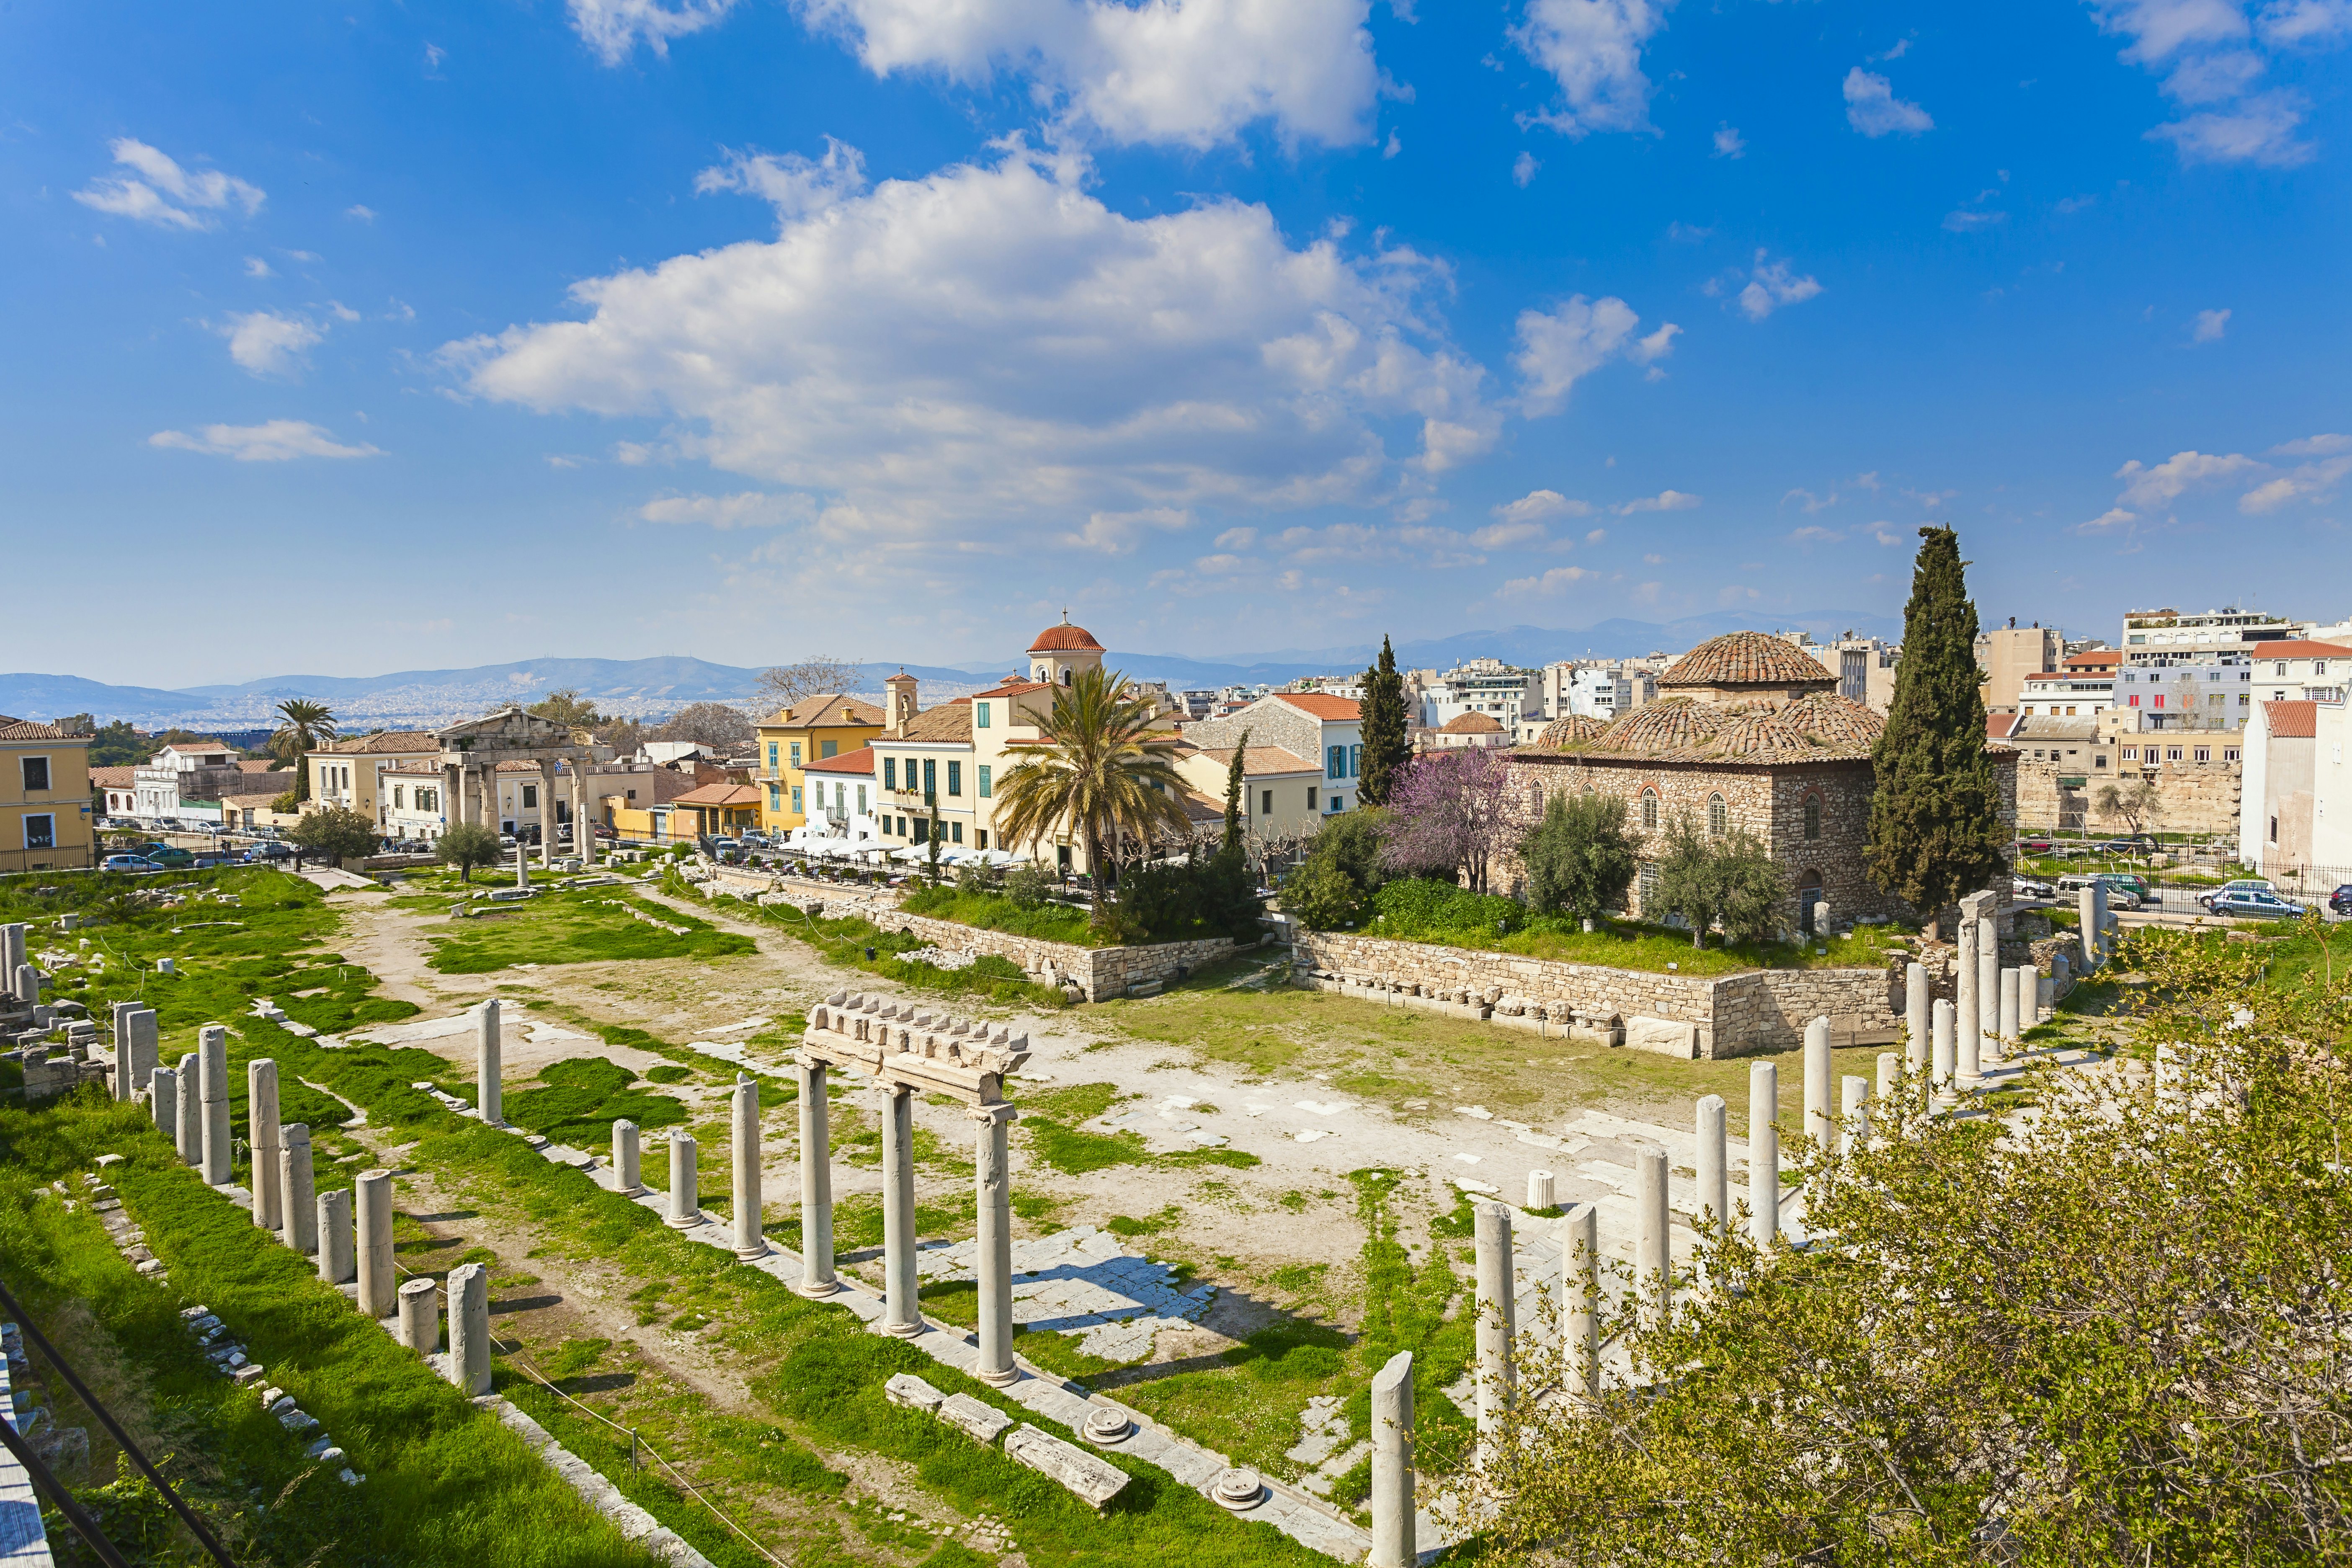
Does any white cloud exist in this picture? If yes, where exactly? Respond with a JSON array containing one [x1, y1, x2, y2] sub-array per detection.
[[2240, 453, 2351, 511], [425, 41, 448, 72], [570, 0, 740, 64], [219, 311, 324, 378], [1586, 527, 1607, 544], [74, 139, 264, 231], [2148, 91, 2314, 164], [2163, 48, 2267, 100], [1513, 0, 1670, 137], [2091, 0, 2249, 64], [449, 143, 1496, 542], [1616, 489, 1700, 513], [1492, 488, 1593, 524], [1712, 124, 1746, 158], [695, 138, 869, 220], [328, 301, 361, 323], [2079, 506, 2138, 533], [1717, 584, 1760, 606], [2192, 307, 2232, 341], [1214, 526, 1258, 548], [1787, 524, 1843, 544], [346, 204, 377, 222], [1734, 250, 1823, 321], [1059, 506, 1193, 552], [2257, 0, 2352, 44], [1511, 294, 1677, 415], [244, 256, 273, 278], [2114, 448, 2262, 509], [1942, 208, 2007, 231], [1843, 68, 1933, 136], [1472, 520, 1548, 549], [794, 0, 1380, 148], [148, 420, 382, 461], [1498, 565, 1596, 596], [1868, 521, 1903, 545], [638, 490, 809, 527], [2269, 432, 2350, 456], [1512, 150, 1540, 186]]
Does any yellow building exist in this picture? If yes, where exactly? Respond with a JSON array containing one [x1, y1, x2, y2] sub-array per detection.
[[1, 717, 95, 873], [755, 694, 887, 831]]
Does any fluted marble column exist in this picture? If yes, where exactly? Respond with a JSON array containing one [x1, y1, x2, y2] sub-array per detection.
[[1472, 1202, 1514, 1442], [731, 1076, 767, 1260], [973, 1102, 1018, 1386], [475, 998, 502, 1126], [794, 1057, 837, 1297], [1747, 1060, 1779, 1247]]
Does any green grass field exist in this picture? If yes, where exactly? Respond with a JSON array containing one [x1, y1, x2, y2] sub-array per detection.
[[424, 890, 757, 973]]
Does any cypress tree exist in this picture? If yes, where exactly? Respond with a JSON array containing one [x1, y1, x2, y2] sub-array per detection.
[[1222, 726, 1251, 851], [1357, 635, 1411, 807], [1865, 526, 2009, 939]]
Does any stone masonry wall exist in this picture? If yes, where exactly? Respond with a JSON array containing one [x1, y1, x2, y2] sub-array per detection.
[[1293, 928, 1898, 1058]]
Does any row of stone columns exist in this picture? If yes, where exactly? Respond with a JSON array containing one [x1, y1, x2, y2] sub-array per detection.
[[438, 756, 598, 867]]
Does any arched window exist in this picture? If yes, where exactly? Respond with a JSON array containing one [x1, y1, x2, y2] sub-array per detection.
[[1061, 668, 1073, 686], [1804, 796, 1821, 841], [1640, 789, 1658, 830], [1707, 792, 1727, 836]]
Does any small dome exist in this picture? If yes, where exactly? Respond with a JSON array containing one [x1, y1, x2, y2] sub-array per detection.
[[1534, 714, 1609, 747], [1028, 617, 1106, 654], [1659, 630, 1837, 691]]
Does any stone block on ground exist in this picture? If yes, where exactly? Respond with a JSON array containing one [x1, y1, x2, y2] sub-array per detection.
[[938, 1392, 1014, 1445], [884, 1373, 945, 1413], [1003, 1423, 1132, 1509], [1624, 1016, 1699, 1059]]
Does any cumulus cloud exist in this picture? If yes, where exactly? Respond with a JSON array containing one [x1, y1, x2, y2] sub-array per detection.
[[638, 490, 810, 527], [1712, 124, 1746, 158], [1511, 294, 1678, 415], [1843, 68, 1933, 136], [1513, 0, 1670, 137], [2241, 436, 2351, 511], [1616, 489, 1700, 513], [447, 143, 1496, 543], [1732, 250, 1823, 321], [2115, 448, 2262, 509], [148, 420, 382, 461], [1498, 565, 1596, 596], [2090, 0, 2338, 164], [794, 0, 1380, 148], [2192, 307, 2232, 341], [695, 138, 869, 219], [2269, 432, 2351, 456], [1512, 151, 1540, 186], [244, 256, 273, 278], [1059, 506, 1193, 552], [74, 139, 264, 230], [2257, 0, 2352, 44], [219, 311, 324, 378], [570, 0, 739, 63], [1787, 525, 1843, 544], [1492, 488, 1593, 524], [1942, 207, 2007, 231], [2148, 91, 2314, 164], [346, 204, 377, 222]]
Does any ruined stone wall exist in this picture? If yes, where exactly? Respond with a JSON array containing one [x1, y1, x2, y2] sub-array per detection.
[[2014, 755, 2239, 837]]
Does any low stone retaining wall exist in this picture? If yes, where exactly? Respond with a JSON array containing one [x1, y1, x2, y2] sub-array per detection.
[[1292, 929, 1901, 1059], [696, 870, 1240, 1003]]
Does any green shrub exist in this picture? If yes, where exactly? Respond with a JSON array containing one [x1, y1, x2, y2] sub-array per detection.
[[1372, 877, 1525, 939]]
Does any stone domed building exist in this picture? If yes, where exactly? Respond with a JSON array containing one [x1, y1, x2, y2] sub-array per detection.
[[1511, 630, 2014, 931]]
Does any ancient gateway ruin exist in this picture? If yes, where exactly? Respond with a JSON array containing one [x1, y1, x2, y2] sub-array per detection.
[[432, 706, 602, 866]]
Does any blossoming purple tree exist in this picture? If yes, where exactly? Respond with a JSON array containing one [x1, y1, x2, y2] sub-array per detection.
[[1379, 746, 1523, 894]]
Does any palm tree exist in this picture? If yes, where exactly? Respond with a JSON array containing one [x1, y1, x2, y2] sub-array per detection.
[[269, 698, 338, 804], [991, 667, 1191, 923]]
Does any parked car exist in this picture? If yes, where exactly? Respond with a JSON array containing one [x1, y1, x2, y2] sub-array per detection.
[[2331, 885, 2352, 916], [101, 854, 162, 873], [2199, 878, 2280, 911], [2090, 834, 2159, 856], [190, 852, 235, 869], [2012, 875, 2055, 899], [137, 843, 195, 868], [2017, 836, 2053, 853], [498, 834, 517, 849], [244, 842, 295, 861], [2205, 888, 2304, 921], [2095, 873, 2153, 908]]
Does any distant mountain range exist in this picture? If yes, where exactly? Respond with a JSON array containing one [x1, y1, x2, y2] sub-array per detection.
[[0, 609, 1902, 730]]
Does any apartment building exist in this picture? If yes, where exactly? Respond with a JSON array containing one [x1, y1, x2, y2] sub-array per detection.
[[0, 717, 93, 873]]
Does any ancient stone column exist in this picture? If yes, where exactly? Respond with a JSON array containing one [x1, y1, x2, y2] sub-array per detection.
[[2078, 882, 2105, 971], [125, 1009, 158, 1106], [248, 1060, 283, 1231], [398, 1278, 439, 1355], [574, 763, 597, 867], [1747, 1060, 1778, 1247], [1561, 1202, 1600, 1400], [666, 1133, 701, 1228], [612, 1119, 643, 1194], [317, 1187, 355, 1284], [279, 1124, 317, 1255], [174, 1051, 200, 1164], [443, 763, 464, 840], [879, 1086, 920, 1337], [447, 1262, 491, 1395], [1904, 961, 1930, 1083], [1635, 1145, 1670, 1330], [1840, 1075, 1870, 1156], [1803, 1016, 1834, 1154], [149, 1066, 178, 1135], [1955, 918, 1980, 1080], [537, 760, 559, 867], [1369, 1349, 1416, 1568], [475, 998, 503, 1126], [1932, 999, 1957, 1099], [513, 838, 530, 891], [1976, 916, 2000, 1068], [795, 1058, 838, 1297], [356, 1168, 397, 1320], [110, 1003, 134, 1101], [13, 964, 37, 1009], [197, 1025, 231, 1185], [1694, 1094, 1727, 1243], [1877, 1051, 1900, 1102], [1999, 966, 2022, 1047], [1472, 1202, 1514, 1442], [1525, 1169, 1556, 1212], [731, 1076, 767, 1259], [0, 926, 21, 995], [973, 1102, 1018, 1386]]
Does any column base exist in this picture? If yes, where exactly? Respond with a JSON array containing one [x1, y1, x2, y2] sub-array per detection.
[[794, 1277, 841, 1298], [881, 1320, 923, 1338], [734, 1242, 770, 1261], [974, 1364, 1021, 1388], [665, 1212, 702, 1230]]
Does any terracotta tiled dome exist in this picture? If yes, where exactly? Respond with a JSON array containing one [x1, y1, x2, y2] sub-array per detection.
[[1028, 618, 1106, 654], [1589, 692, 1883, 762], [1658, 630, 1839, 691], [1534, 713, 1609, 748]]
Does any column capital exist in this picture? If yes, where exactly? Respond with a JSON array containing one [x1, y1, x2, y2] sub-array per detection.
[[968, 1101, 1018, 1127]]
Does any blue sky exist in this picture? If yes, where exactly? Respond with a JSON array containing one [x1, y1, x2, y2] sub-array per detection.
[[4, 0, 2348, 686]]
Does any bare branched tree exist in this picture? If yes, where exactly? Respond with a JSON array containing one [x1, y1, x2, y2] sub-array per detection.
[[754, 656, 863, 716]]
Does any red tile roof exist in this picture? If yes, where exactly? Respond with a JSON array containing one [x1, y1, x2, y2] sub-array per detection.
[[1187, 745, 1315, 775], [319, 729, 441, 754], [1658, 631, 1838, 691], [2248, 640, 2352, 660], [0, 716, 85, 742], [1028, 619, 1105, 653], [2264, 701, 2318, 738], [1273, 692, 1360, 720], [1439, 712, 1505, 733], [1535, 714, 1610, 748], [670, 781, 763, 807], [90, 766, 137, 787], [974, 679, 1052, 700], [764, 694, 887, 730], [1545, 693, 1885, 762], [804, 746, 876, 775]]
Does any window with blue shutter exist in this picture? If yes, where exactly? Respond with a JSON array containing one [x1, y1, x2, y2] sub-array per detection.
[[978, 765, 992, 798], [884, 758, 897, 789], [947, 761, 962, 797]]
